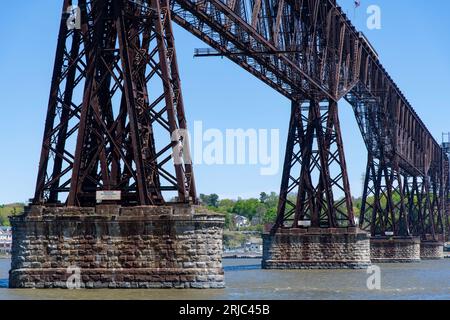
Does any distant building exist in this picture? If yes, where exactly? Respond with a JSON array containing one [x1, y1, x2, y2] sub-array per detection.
[[244, 242, 262, 253], [0, 227, 12, 254], [233, 215, 250, 229]]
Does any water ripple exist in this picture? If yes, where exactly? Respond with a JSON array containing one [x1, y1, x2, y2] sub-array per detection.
[[0, 279, 8, 289]]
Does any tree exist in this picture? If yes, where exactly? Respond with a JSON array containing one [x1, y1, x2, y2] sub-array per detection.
[[266, 192, 279, 208], [219, 199, 235, 213], [256, 204, 267, 216], [208, 194, 219, 208], [259, 192, 269, 203], [199, 193, 219, 208], [263, 207, 277, 224], [233, 198, 260, 219], [199, 194, 208, 205]]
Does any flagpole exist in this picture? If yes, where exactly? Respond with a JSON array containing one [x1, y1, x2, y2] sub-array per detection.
[[353, 0, 361, 24]]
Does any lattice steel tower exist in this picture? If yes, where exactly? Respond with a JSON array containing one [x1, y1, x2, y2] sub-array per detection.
[[33, 0, 196, 207]]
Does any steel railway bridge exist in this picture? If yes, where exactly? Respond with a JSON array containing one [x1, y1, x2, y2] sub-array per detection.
[[33, 0, 449, 242]]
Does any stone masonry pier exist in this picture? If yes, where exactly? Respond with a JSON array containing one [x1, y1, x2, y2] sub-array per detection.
[[9, 205, 224, 289], [262, 228, 371, 269], [370, 237, 421, 263], [420, 240, 444, 260]]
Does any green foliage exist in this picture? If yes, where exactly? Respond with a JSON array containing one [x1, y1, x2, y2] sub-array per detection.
[[0, 203, 24, 226], [199, 193, 219, 207], [259, 192, 269, 203], [200, 192, 280, 230], [233, 198, 260, 219], [200, 191, 374, 231]]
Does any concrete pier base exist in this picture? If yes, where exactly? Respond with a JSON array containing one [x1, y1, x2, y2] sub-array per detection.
[[9, 205, 225, 289], [420, 241, 444, 260], [370, 237, 421, 263], [262, 228, 371, 269]]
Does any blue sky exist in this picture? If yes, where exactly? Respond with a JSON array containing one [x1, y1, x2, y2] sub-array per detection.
[[0, 1, 450, 203]]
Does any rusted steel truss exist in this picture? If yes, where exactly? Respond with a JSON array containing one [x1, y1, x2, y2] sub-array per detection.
[[170, 0, 448, 237], [346, 50, 447, 240], [34, 0, 196, 206], [171, 0, 362, 229], [274, 99, 355, 228], [35, 0, 447, 239]]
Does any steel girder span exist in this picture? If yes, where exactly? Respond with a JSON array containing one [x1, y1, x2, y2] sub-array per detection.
[[170, 0, 448, 238]]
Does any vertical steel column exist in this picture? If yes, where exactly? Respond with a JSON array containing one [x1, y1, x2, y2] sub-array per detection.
[[274, 98, 355, 230], [34, 0, 78, 204]]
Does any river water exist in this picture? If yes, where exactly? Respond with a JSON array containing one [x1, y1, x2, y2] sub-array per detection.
[[0, 258, 448, 300]]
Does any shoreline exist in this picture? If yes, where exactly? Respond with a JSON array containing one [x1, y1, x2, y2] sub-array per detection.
[[223, 254, 262, 259]]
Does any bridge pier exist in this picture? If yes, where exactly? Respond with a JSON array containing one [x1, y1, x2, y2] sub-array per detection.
[[420, 241, 444, 260], [262, 228, 371, 269], [370, 237, 421, 263], [9, 205, 224, 289]]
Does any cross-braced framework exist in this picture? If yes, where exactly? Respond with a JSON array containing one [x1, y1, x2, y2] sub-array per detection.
[[349, 77, 447, 239], [359, 156, 409, 236], [34, 0, 196, 206], [275, 99, 354, 229], [33, 0, 449, 241]]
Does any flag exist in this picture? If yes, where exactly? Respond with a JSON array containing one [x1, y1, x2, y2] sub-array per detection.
[[354, 0, 361, 8]]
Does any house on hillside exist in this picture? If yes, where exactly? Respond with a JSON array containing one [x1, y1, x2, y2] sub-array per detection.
[[243, 241, 262, 253], [0, 227, 12, 254], [233, 215, 250, 229]]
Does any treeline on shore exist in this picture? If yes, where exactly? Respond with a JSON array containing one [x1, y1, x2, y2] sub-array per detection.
[[199, 192, 366, 231]]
